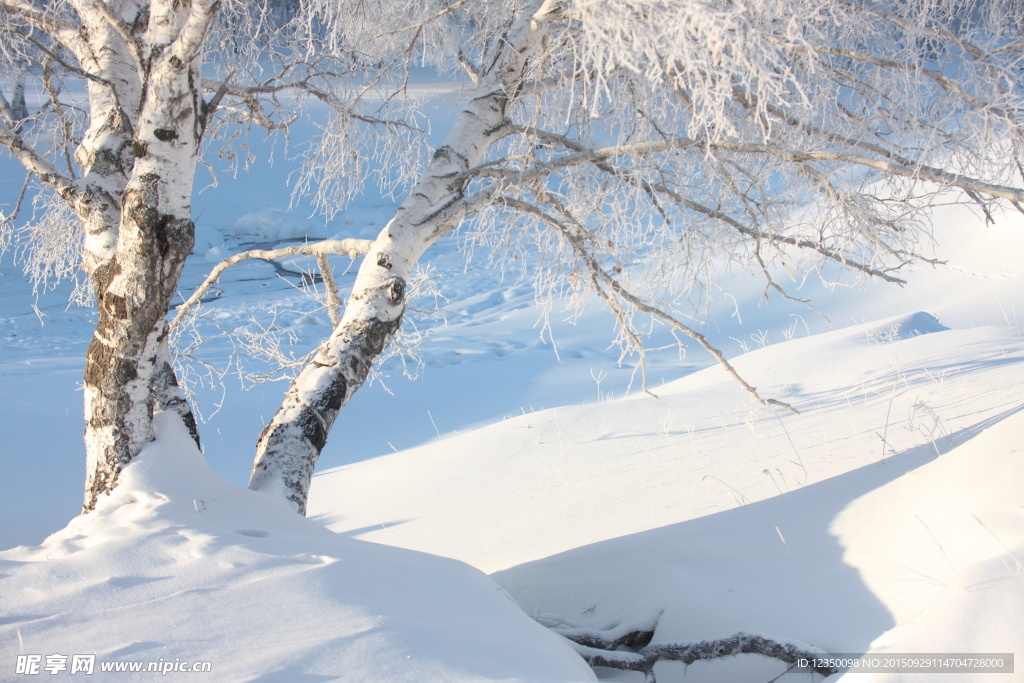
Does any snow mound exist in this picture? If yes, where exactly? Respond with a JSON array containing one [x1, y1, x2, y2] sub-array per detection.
[[862, 312, 949, 344], [0, 413, 594, 682], [310, 323, 1024, 574], [831, 408, 1024, 681]]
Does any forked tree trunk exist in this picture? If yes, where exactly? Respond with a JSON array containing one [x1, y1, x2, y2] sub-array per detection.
[[249, 0, 563, 513]]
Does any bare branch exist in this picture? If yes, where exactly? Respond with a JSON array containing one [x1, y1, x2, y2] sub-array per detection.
[[569, 631, 837, 679], [0, 1, 88, 54], [169, 0, 221, 67], [40, 57, 76, 179], [457, 49, 480, 86], [374, 0, 474, 40], [172, 239, 375, 330], [0, 172, 31, 228], [499, 126, 912, 283], [469, 130, 1024, 223], [77, 0, 144, 71]]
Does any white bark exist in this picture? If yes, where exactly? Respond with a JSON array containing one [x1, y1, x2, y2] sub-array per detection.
[[4, 0, 1022, 516], [170, 239, 375, 329], [1, 0, 390, 512], [69, 0, 144, 289]]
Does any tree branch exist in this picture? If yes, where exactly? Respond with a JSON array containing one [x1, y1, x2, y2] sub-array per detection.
[[1, 0, 88, 54], [169, 0, 220, 66], [482, 135, 1024, 205], [497, 197, 799, 413], [503, 125, 911, 284], [78, 0, 145, 75], [317, 253, 344, 327], [541, 612, 836, 680], [0, 117, 79, 202], [171, 239, 375, 330], [0, 172, 31, 227]]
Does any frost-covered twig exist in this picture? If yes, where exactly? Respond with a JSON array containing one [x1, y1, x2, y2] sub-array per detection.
[[498, 196, 799, 413]]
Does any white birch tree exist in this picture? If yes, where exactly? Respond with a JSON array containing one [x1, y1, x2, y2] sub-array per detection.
[[225, 0, 1024, 513]]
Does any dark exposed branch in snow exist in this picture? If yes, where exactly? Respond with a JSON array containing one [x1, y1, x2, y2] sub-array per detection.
[[570, 631, 838, 681], [541, 614, 836, 682]]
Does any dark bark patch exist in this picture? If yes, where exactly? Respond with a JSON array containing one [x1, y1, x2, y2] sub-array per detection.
[[376, 252, 392, 270], [104, 292, 129, 319], [302, 414, 328, 453], [387, 276, 406, 305], [319, 372, 348, 413], [84, 336, 139, 388], [153, 128, 177, 142]]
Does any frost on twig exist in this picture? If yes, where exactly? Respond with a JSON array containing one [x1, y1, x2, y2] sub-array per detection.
[[12, 188, 93, 306], [494, 196, 800, 413]]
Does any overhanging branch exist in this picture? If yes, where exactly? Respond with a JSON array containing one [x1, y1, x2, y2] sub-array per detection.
[[473, 132, 1024, 206], [497, 196, 799, 413], [0, 117, 79, 202]]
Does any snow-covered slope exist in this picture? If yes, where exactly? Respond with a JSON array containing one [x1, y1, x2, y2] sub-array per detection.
[[496, 405, 1024, 683], [0, 413, 595, 682], [309, 317, 1024, 572]]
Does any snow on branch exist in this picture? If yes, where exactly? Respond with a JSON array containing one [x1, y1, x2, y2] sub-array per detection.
[[503, 124, 917, 284], [0, 1, 88, 56], [571, 631, 837, 681], [469, 134, 1024, 206]]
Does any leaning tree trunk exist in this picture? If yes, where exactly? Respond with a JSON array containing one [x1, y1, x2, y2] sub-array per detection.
[[81, 0, 217, 512], [248, 0, 564, 514]]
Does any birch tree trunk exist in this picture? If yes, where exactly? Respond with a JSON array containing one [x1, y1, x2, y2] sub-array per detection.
[[248, 0, 564, 514], [81, 0, 217, 512]]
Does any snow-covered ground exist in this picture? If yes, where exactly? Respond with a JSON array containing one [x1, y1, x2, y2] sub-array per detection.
[[2, 85, 1024, 680]]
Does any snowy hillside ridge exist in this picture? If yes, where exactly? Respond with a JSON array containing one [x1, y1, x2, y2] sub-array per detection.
[[305, 318, 1024, 681], [0, 412, 595, 682], [308, 318, 1024, 573]]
